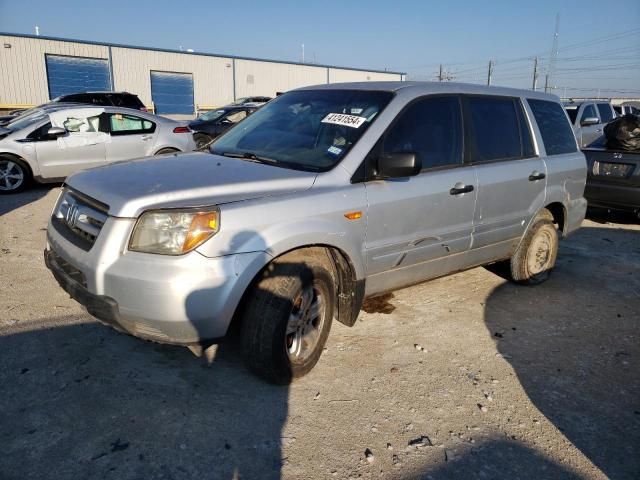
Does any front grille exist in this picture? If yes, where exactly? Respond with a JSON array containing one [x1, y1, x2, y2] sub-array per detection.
[[52, 188, 109, 251]]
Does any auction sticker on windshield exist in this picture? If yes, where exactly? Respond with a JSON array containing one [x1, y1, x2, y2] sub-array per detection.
[[321, 113, 367, 128]]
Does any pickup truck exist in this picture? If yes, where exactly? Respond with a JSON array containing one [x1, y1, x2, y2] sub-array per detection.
[[583, 138, 640, 218], [564, 100, 616, 148]]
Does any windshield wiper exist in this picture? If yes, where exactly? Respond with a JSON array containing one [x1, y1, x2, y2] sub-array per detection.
[[216, 151, 279, 165]]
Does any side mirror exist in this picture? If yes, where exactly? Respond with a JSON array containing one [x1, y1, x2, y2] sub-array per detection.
[[47, 126, 67, 137], [377, 152, 421, 179], [580, 117, 599, 127]]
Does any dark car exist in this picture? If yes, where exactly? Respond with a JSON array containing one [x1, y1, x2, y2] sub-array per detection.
[[51, 91, 147, 111], [0, 92, 147, 127], [189, 106, 258, 148], [583, 137, 640, 219]]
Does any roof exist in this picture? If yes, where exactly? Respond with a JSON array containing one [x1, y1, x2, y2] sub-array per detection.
[[0, 32, 405, 76], [297, 81, 562, 101]]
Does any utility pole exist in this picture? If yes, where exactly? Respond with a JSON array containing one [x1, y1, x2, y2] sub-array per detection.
[[546, 14, 560, 94], [487, 60, 493, 86], [438, 64, 443, 82], [532, 57, 538, 91], [544, 74, 550, 93]]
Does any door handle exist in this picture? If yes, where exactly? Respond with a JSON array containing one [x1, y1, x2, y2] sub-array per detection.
[[596, 129, 602, 133], [449, 184, 474, 195], [529, 171, 546, 181], [142, 134, 153, 141]]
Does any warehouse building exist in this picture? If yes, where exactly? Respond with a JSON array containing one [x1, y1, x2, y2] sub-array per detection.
[[0, 32, 405, 118]]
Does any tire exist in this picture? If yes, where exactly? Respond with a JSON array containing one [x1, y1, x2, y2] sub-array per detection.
[[240, 248, 336, 384], [193, 133, 213, 149], [0, 157, 31, 194], [155, 148, 180, 155], [510, 209, 558, 285]]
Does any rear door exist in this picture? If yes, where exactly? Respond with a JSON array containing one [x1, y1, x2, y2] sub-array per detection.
[[463, 95, 546, 261], [363, 95, 478, 294], [104, 112, 157, 162]]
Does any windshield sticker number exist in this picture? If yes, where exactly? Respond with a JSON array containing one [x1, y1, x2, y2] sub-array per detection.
[[321, 113, 367, 129]]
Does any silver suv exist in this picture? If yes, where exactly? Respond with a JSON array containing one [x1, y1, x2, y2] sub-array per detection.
[[45, 82, 587, 384]]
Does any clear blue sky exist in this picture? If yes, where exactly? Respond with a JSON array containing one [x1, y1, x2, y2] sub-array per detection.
[[1, 0, 639, 97]]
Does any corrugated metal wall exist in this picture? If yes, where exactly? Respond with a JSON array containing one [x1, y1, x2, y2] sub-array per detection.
[[0, 35, 108, 105], [110, 46, 234, 108], [235, 59, 327, 98], [0, 34, 403, 114]]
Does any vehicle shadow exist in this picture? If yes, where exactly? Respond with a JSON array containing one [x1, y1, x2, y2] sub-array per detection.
[[0, 183, 59, 217], [480, 225, 640, 479], [1, 230, 321, 479], [0, 317, 290, 480], [407, 438, 582, 479]]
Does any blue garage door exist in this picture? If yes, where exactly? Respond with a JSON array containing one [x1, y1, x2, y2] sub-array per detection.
[[45, 54, 110, 99], [150, 71, 194, 115]]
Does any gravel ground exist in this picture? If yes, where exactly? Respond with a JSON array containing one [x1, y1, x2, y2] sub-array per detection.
[[1, 185, 639, 480]]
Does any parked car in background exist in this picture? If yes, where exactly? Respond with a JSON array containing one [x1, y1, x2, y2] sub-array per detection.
[[229, 96, 271, 107], [564, 100, 616, 147], [189, 105, 259, 148], [582, 115, 640, 218], [51, 91, 147, 111], [0, 106, 195, 193], [0, 92, 147, 128], [613, 104, 640, 116], [44, 82, 586, 384]]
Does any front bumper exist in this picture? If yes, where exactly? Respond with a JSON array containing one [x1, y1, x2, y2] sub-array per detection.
[[45, 218, 270, 345]]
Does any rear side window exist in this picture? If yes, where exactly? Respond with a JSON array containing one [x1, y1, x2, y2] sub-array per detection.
[[596, 103, 614, 123], [527, 99, 577, 156], [383, 96, 463, 170], [465, 96, 522, 162], [108, 113, 155, 135]]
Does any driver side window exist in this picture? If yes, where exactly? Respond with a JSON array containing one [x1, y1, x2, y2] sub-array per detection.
[[580, 104, 598, 123], [383, 96, 463, 170], [28, 122, 54, 141]]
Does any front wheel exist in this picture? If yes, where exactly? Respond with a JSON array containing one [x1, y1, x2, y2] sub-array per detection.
[[0, 157, 30, 194], [240, 249, 336, 384], [510, 210, 559, 284]]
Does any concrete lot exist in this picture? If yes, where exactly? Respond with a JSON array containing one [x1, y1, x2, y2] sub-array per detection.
[[1, 185, 639, 480]]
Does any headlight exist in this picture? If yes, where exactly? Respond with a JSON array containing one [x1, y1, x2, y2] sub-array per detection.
[[129, 208, 220, 255]]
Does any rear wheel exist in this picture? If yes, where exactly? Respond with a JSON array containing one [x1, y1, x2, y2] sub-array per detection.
[[510, 209, 558, 284], [240, 249, 336, 384], [194, 133, 213, 149], [0, 157, 30, 194]]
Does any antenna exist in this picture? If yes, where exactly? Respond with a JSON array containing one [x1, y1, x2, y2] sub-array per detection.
[[35, 25, 40, 36]]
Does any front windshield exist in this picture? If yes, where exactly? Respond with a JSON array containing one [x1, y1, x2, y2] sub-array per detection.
[[211, 89, 394, 171], [6, 109, 49, 131], [199, 109, 227, 121]]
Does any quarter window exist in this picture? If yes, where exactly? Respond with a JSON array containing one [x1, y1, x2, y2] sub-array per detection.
[[383, 96, 463, 170], [527, 99, 577, 156], [108, 113, 155, 135]]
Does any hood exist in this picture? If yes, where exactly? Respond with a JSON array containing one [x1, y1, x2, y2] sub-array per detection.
[[66, 152, 317, 217]]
